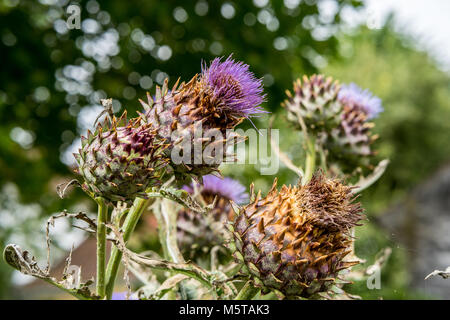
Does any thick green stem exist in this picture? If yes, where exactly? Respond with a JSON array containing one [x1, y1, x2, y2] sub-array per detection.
[[235, 281, 260, 300], [104, 196, 153, 299], [95, 197, 108, 298], [301, 137, 316, 185]]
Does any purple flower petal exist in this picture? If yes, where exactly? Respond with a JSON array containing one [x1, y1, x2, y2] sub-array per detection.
[[201, 55, 266, 117], [111, 292, 138, 300], [338, 83, 383, 119], [183, 174, 248, 204]]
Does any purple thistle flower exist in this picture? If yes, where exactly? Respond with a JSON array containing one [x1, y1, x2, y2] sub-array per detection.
[[201, 55, 266, 117], [338, 83, 383, 119], [183, 174, 248, 204]]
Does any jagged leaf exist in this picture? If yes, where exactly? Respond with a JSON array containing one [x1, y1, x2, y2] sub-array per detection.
[[3, 244, 98, 300], [425, 266, 450, 280]]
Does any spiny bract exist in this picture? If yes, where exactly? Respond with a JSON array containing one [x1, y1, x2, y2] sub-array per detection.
[[177, 175, 248, 261], [282, 75, 342, 134], [139, 56, 265, 183], [326, 105, 378, 175], [74, 113, 169, 202], [229, 172, 364, 298]]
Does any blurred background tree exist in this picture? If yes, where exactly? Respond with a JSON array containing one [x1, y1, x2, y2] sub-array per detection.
[[1, 0, 449, 299]]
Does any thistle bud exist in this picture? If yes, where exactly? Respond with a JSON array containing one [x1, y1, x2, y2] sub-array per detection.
[[140, 56, 265, 182], [326, 83, 383, 174], [230, 172, 364, 298], [282, 75, 342, 134], [177, 175, 248, 260], [74, 114, 169, 202]]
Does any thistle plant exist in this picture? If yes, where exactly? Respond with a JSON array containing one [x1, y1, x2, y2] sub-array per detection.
[[74, 112, 169, 203], [3, 61, 389, 300], [283, 75, 387, 182], [283, 75, 342, 135], [321, 83, 383, 175], [229, 173, 364, 298], [139, 56, 265, 183]]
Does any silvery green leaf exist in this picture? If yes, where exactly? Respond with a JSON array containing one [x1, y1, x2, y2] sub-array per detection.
[[3, 244, 98, 300]]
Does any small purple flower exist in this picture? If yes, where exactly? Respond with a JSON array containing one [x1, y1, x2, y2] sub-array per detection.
[[201, 55, 266, 117], [111, 292, 138, 300], [183, 174, 248, 204], [338, 83, 383, 119]]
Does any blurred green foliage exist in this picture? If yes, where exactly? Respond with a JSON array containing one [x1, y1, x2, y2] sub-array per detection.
[[1, 0, 449, 299]]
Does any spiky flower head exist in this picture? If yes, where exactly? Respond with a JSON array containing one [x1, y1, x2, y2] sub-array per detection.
[[338, 83, 383, 119], [177, 175, 248, 260], [282, 75, 342, 134], [140, 57, 265, 182], [326, 105, 378, 175], [200, 55, 266, 119], [229, 172, 364, 298], [326, 83, 382, 175], [74, 113, 169, 203]]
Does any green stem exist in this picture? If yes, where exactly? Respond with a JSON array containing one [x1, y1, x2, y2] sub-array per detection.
[[301, 137, 316, 185], [235, 280, 260, 300], [104, 196, 153, 299], [95, 197, 108, 298]]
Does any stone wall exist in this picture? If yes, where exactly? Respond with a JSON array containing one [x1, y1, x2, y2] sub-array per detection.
[[378, 164, 450, 298]]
